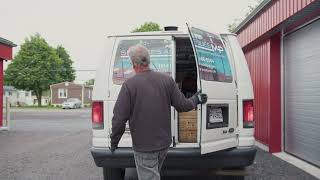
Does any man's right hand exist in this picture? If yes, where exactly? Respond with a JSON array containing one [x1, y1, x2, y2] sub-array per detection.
[[195, 91, 208, 104]]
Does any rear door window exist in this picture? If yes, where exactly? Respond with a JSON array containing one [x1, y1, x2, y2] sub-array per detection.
[[113, 39, 173, 85], [190, 27, 233, 82]]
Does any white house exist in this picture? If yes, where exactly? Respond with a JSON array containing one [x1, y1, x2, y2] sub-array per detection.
[[3, 86, 47, 106]]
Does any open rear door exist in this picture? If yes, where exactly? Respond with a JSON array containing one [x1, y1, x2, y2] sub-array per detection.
[[187, 25, 238, 154]]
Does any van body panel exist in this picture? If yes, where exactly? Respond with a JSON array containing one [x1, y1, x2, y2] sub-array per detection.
[[238, 137, 255, 147], [92, 138, 108, 148], [92, 37, 116, 101], [221, 35, 253, 99], [221, 35, 255, 146], [92, 37, 115, 148]]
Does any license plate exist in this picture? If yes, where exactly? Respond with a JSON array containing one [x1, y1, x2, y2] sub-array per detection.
[[208, 108, 223, 123]]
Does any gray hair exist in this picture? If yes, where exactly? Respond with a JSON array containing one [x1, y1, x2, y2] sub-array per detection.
[[127, 44, 150, 66]]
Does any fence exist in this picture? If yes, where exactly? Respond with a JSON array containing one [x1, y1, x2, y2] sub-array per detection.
[[1, 97, 10, 131]]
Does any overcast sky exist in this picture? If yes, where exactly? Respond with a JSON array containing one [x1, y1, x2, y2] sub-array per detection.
[[1, 0, 257, 83]]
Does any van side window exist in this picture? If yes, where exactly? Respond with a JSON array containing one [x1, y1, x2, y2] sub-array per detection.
[[113, 39, 173, 85], [190, 27, 233, 83]]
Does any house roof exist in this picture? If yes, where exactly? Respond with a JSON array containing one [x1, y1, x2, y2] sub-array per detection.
[[233, 0, 272, 33], [0, 37, 17, 47], [50, 81, 92, 88]]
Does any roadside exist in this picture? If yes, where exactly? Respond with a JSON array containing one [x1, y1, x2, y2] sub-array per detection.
[[10, 107, 90, 112]]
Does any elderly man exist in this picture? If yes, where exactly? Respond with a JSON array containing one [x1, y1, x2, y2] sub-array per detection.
[[110, 45, 207, 180]]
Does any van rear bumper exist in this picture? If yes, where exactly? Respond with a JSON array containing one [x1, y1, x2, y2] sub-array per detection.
[[91, 147, 256, 169]]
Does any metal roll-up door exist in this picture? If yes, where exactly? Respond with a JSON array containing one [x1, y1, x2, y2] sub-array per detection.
[[284, 19, 320, 167]]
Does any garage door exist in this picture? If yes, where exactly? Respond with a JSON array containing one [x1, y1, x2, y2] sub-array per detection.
[[284, 19, 320, 167]]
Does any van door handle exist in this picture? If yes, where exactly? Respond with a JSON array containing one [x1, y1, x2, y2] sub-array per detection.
[[229, 128, 234, 133]]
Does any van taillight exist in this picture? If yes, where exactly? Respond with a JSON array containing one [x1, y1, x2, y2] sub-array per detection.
[[243, 100, 254, 128], [92, 101, 104, 129]]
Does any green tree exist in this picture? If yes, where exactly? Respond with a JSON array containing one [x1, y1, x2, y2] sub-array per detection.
[[5, 34, 63, 106], [228, 0, 264, 32], [132, 22, 162, 32], [55, 45, 76, 82], [85, 79, 95, 86]]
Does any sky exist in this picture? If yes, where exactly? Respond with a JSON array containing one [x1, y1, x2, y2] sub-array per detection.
[[1, 0, 258, 83]]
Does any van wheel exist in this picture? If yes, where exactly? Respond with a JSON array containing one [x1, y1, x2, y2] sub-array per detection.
[[226, 176, 245, 180], [103, 168, 125, 180]]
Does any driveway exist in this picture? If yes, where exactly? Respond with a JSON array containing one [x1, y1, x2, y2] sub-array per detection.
[[0, 108, 317, 180]]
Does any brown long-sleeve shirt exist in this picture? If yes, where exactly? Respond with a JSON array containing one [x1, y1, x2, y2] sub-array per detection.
[[111, 70, 198, 152]]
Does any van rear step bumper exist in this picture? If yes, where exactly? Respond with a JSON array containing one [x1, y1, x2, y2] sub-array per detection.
[[91, 147, 256, 169]]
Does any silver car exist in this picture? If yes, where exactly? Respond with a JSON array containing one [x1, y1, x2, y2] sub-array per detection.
[[62, 98, 82, 109]]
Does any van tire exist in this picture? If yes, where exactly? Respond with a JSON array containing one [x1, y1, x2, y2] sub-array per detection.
[[227, 176, 245, 180], [103, 168, 125, 180]]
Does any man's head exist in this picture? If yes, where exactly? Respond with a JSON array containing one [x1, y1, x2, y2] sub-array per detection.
[[127, 45, 150, 73]]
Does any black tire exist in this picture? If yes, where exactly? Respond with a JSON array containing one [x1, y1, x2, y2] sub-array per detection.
[[226, 176, 245, 180], [221, 167, 246, 180], [103, 168, 125, 180]]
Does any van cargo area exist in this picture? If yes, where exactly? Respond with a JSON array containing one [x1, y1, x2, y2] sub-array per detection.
[[175, 38, 198, 143]]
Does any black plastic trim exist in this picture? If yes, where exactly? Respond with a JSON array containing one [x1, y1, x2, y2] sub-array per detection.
[[91, 147, 257, 169]]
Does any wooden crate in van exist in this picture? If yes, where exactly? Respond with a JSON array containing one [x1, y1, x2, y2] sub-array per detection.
[[178, 110, 197, 143]]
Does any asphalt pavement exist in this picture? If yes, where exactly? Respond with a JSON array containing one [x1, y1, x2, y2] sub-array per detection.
[[0, 108, 317, 180]]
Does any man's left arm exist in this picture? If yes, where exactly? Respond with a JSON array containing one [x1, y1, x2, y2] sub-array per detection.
[[110, 84, 131, 151]]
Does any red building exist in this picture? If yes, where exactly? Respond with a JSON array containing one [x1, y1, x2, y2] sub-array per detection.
[[0, 37, 16, 127], [235, 0, 320, 167]]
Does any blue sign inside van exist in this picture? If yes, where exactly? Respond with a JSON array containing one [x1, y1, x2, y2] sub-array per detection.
[[113, 39, 173, 84]]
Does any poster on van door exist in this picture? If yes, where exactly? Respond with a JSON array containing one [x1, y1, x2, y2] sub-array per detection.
[[114, 55, 171, 76], [113, 39, 172, 84], [189, 27, 233, 82]]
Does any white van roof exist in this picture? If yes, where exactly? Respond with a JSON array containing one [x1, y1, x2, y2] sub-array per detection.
[[107, 31, 236, 38], [107, 31, 187, 38]]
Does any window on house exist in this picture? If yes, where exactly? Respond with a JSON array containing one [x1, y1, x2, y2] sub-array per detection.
[[25, 92, 29, 97], [58, 88, 68, 98], [9, 92, 12, 96]]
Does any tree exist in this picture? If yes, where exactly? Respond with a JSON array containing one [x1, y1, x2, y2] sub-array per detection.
[[132, 22, 162, 32], [228, 0, 264, 32], [85, 79, 95, 86], [55, 45, 76, 82], [228, 18, 242, 33], [5, 34, 63, 106]]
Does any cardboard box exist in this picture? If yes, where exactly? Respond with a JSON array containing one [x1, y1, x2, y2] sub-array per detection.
[[178, 110, 197, 143]]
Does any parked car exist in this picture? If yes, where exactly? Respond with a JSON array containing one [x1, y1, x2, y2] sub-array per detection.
[[62, 98, 82, 109], [91, 25, 256, 180]]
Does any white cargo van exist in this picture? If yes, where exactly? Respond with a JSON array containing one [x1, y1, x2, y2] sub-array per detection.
[[91, 26, 256, 179]]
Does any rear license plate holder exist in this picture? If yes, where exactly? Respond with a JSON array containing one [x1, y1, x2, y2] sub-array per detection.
[[206, 104, 229, 129]]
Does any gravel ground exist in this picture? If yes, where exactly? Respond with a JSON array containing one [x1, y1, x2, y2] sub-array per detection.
[[0, 109, 317, 180]]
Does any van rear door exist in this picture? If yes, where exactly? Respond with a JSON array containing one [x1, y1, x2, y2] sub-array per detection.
[[108, 36, 175, 147], [187, 26, 238, 154]]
